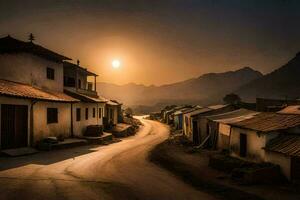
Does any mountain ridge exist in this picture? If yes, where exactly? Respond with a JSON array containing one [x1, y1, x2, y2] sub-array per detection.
[[97, 66, 263, 107]]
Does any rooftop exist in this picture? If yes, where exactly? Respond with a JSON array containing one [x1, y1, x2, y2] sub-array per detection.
[[265, 135, 300, 157], [0, 36, 71, 62], [277, 105, 300, 115], [64, 89, 106, 103], [63, 61, 98, 76], [0, 79, 78, 102], [207, 109, 259, 124], [229, 112, 300, 132], [185, 107, 212, 117]]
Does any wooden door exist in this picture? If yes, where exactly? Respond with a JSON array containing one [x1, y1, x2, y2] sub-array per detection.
[[1, 104, 28, 149]]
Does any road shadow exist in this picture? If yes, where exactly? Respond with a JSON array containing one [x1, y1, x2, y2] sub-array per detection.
[[0, 145, 100, 171]]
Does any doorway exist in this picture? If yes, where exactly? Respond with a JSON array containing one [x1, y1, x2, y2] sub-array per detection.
[[1, 104, 28, 149], [192, 120, 200, 145], [240, 133, 247, 157]]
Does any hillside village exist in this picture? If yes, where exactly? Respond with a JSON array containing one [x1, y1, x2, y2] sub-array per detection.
[[2, 34, 300, 199], [153, 98, 300, 185], [0, 35, 139, 153]]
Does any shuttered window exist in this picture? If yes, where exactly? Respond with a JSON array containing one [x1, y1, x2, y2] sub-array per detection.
[[76, 108, 81, 121], [47, 108, 58, 124]]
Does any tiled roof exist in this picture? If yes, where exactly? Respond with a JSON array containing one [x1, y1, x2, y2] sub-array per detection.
[[0, 36, 71, 62], [64, 89, 106, 103], [278, 105, 300, 115], [229, 112, 300, 132], [265, 135, 300, 157], [0, 79, 78, 102]]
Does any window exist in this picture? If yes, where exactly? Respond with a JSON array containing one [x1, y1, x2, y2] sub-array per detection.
[[47, 108, 58, 124], [76, 108, 81, 121], [93, 108, 96, 118], [85, 108, 89, 120], [99, 108, 103, 118], [47, 67, 55, 80]]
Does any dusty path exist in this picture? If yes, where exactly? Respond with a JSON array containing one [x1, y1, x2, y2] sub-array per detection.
[[0, 118, 217, 200]]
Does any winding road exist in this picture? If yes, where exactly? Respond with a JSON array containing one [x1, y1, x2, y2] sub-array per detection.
[[0, 118, 216, 200]]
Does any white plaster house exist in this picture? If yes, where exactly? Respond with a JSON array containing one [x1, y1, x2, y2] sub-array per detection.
[[228, 112, 300, 180], [0, 36, 78, 149], [205, 109, 259, 150], [63, 61, 107, 136], [0, 36, 121, 150]]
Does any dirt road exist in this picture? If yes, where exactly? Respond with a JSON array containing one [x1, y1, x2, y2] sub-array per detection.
[[0, 118, 216, 200]]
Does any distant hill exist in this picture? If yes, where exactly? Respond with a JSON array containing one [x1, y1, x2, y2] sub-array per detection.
[[97, 67, 262, 110], [235, 53, 300, 102]]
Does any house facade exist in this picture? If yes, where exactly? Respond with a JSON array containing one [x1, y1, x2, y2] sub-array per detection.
[[228, 113, 300, 180], [63, 61, 106, 136], [0, 36, 120, 150], [0, 36, 78, 149], [206, 109, 259, 150]]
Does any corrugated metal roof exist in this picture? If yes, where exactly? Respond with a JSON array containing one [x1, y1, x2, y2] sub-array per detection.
[[265, 135, 300, 157], [0, 79, 78, 102], [207, 109, 259, 124], [207, 104, 228, 110], [229, 112, 300, 132], [185, 107, 212, 117], [278, 105, 300, 115]]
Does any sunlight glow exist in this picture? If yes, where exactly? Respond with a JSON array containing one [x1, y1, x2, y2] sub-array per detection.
[[112, 59, 121, 69]]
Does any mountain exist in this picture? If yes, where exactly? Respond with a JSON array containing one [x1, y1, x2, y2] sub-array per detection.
[[236, 53, 300, 101], [97, 67, 262, 110]]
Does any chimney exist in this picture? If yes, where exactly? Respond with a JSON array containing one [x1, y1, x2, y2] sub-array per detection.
[[77, 59, 80, 66]]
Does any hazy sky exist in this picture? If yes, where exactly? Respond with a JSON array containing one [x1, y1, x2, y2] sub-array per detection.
[[1, 0, 300, 85]]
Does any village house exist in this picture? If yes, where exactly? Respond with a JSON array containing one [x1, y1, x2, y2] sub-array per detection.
[[174, 106, 201, 130], [206, 109, 259, 150], [0, 35, 123, 150], [183, 105, 236, 145], [228, 112, 300, 180], [0, 36, 78, 149], [183, 107, 212, 144], [165, 105, 192, 125], [63, 61, 107, 137], [104, 100, 121, 129]]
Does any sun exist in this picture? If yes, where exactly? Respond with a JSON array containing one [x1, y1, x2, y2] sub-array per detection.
[[112, 59, 121, 69]]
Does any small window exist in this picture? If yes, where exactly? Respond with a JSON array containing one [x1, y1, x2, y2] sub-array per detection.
[[93, 108, 96, 118], [76, 108, 81, 121], [47, 67, 55, 80], [47, 108, 58, 124], [99, 108, 102, 118], [85, 108, 89, 120]]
